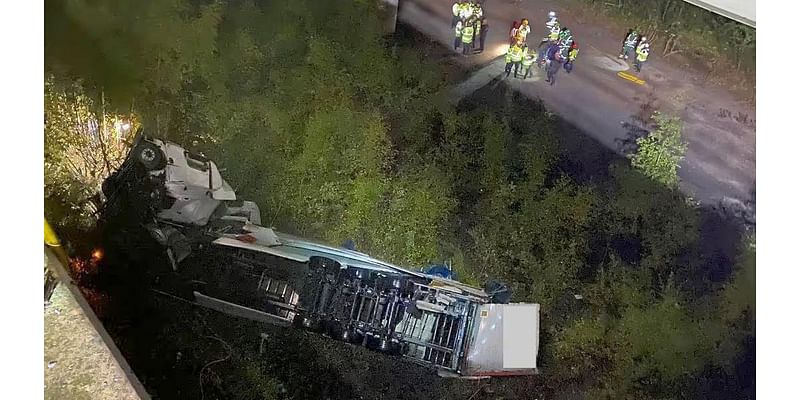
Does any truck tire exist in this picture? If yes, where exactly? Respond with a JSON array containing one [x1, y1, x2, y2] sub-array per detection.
[[136, 142, 164, 171]]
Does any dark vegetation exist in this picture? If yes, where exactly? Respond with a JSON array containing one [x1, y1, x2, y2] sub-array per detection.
[[45, 0, 754, 398]]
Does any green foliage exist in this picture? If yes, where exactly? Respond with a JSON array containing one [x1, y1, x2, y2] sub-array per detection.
[[52, 0, 222, 137], [707, 234, 755, 369], [723, 235, 755, 325], [49, 0, 455, 267], [630, 112, 687, 188], [229, 355, 281, 400], [608, 163, 699, 292], [554, 268, 716, 398], [615, 292, 713, 385], [45, 0, 753, 398], [552, 315, 613, 384], [511, 179, 596, 307], [463, 109, 596, 311], [364, 167, 456, 266], [45, 76, 136, 230]]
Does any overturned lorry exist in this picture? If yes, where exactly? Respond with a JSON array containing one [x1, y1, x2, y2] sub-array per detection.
[[100, 131, 541, 377]]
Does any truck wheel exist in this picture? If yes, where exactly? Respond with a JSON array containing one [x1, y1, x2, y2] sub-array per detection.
[[136, 142, 164, 171]]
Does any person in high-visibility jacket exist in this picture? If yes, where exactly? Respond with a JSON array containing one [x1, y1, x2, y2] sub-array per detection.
[[634, 37, 650, 72], [473, 1, 483, 20], [517, 18, 531, 43], [505, 42, 525, 77], [459, 1, 474, 20], [558, 40, 571, 60], [619, 29, 640, 60], [545, 11, 559, 37], [520, 46, 537, 79], [548, 25, 560, 42], [564, 41, 579, 74], [454, 20, 463, 50], [558, 27, 572, 46], [461, 18, 476, 55], [451, 2, 463, 28], [543, 19, 560, 46]]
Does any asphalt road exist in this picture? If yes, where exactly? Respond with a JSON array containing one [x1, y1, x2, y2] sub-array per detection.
[[399, 0, 756, 213]]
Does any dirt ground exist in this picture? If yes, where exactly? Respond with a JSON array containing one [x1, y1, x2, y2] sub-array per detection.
[[556, 0, 755, 103], [400, 0, 756, 212]]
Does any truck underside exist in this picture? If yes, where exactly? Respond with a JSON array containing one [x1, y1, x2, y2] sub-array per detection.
[[193, 242, 483, 372], [98, 132, 539, 377]]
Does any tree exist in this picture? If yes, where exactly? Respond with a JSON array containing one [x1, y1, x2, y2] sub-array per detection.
[[722, 235, 755, 325], [710, 234, 755, 368], [48, 0, 223, 139], [629, 112, 687, 188], [44, 0, 753, 398], [45, 76, 137, 229]]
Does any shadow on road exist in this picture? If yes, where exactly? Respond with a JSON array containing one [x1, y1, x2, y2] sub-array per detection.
[[616, 89, 659, 155]]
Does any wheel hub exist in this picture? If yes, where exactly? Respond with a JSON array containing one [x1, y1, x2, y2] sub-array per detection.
[[141, 148, 156, 162]]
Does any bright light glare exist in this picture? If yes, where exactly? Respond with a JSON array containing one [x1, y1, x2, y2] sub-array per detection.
[[493, 44, 510, 58], [114, 120, 131, 133]]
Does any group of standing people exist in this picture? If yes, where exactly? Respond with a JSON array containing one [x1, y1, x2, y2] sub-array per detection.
[[452, 1, 488, 55], [504, 11, 579, 86], [503, 19, 536, 80], [453, 4, 650, 86], [618, 28, 650, 72]]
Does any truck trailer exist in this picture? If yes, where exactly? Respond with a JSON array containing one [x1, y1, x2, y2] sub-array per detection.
[[99, 131, 541, 377]]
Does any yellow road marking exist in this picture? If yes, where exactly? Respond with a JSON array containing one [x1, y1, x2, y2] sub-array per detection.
[[617, 71, 645, 85]]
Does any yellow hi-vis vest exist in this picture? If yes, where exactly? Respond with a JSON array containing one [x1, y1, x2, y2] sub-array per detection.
[[462, 25, 475, 44], [521, 51, 536, 67], [636, 43, 649, 62], [460, 3, 473, 19], [569, 48, 579, 61], [474, 5, 483, 19], [509, 45, 524, 62]]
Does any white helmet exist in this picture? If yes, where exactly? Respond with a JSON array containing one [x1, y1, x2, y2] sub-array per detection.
[[548, 11, 556, 19], [640, 36, 647, 42]]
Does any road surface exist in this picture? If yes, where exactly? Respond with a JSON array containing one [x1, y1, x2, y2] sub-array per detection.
[[399, 0, 756, 214]]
